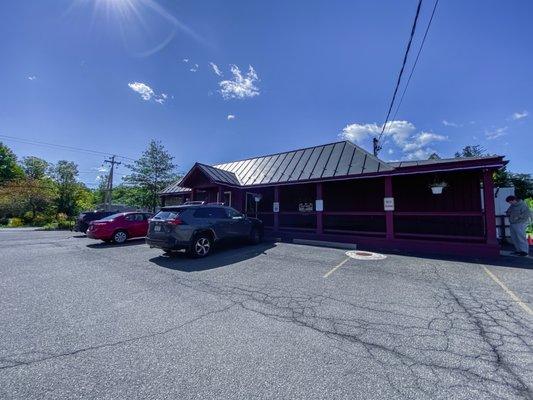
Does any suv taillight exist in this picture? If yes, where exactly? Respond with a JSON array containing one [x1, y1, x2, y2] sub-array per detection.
[[168, 218, 183, 225]]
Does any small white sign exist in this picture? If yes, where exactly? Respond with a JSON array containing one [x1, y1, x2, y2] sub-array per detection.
[[273, 202, 280, 213], [315, 199, 324, 212], [384, 197, 394, 211]]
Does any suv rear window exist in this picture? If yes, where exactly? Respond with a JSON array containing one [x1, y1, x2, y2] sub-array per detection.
[[153, 209, 183, 220], [193, 207, 227, 219]]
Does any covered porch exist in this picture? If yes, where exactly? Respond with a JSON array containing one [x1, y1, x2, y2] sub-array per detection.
[[159, 140, 505, 257]]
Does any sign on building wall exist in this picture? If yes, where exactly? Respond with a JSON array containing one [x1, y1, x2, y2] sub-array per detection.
[[298, 202, 314, 212], [315, 199, 324, 212], [384, 197, 395, 211], [273, 202, 279, 213]]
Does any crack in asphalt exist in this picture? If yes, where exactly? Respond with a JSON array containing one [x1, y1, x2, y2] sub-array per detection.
[[157, 265, 533, 399], [0, 304, 234, 371], [2, 237, 532, 399]]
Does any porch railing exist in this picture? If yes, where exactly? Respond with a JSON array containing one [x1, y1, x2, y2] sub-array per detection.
[[258, 210, 487, 242]]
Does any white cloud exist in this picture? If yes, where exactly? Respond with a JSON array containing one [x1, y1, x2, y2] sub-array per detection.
[[190, 63, 199, 72], [402, 132, 447, 152], [219, 65, 260, 100], [27, 75, 36, 81], [128, 82, 154, 101], [511, 110, 528, 120], [340, 120, 447, 160], [340, 120, 415, 147], [183, 58, 189, 63], [442, 120, 460, 127], [485, 126, 508, 140], [154, 93, 168, 104], [128, 82, 167, 104], [405, 148, 436, 160], [227, 114, 235, 120], [210, 62, 222, 76]]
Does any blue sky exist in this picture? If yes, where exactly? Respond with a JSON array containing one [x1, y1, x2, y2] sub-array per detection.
[[0, 0, 531, 187]]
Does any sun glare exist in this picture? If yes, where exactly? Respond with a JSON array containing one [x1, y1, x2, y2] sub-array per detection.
[[68, 0, 205, 56]]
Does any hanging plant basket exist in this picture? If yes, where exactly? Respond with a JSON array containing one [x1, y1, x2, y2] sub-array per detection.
[[429, 182, 448, 194]]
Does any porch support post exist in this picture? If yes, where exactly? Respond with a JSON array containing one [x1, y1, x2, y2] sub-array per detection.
[[218, 186, 223, 204], [316, 182, 323, 235], [190, 188, 196, 201], [274, 186, 279, 231], [483, 169, 498, 245], [384, 176, 394, 240]]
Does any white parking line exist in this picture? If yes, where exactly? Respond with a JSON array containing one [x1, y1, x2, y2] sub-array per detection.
[[323, 257, 350, 278], [482, 266, 532, 316]]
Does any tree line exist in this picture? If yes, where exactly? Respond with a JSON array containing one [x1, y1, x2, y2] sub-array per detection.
[[0, 140, 178, 228], [1, 140, 531, 228]]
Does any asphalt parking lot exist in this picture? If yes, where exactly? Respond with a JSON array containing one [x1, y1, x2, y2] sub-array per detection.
[[1, 229, 532, 400]]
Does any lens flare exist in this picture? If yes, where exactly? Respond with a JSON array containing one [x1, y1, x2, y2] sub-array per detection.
[[68, 0, 206, 56]]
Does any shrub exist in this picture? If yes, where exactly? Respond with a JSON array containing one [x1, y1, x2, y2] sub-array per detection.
[[7, 217, 24, 227], [42, 222, 59, 230], [56, 213, 68, 222], [32, 214, 49, 226], [23, 211, 34, 224], [42, 219, 74, 231], [58, 220, 74, 230]]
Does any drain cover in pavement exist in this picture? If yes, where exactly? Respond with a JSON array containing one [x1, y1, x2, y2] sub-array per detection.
[[345, 250, 387, 260]]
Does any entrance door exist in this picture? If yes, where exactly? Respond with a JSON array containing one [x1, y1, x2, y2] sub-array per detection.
[[245, 192, 258, 217]]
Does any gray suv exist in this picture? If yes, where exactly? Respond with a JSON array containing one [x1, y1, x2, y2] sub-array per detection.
[[146, 205, 264, 257]]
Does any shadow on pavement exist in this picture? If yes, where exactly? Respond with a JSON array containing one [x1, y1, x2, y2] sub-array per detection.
[[372, 247, 533, 270], [86, 238, 147, 249], [149, 241, 276, 272]]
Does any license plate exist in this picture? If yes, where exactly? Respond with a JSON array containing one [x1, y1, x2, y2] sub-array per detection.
[[154, 225, 161, 232]]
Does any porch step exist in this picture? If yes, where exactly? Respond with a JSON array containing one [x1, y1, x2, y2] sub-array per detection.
[[292, 239, 357, 250]]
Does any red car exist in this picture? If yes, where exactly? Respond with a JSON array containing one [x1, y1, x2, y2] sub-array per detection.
[[87, 212, 152, 244]]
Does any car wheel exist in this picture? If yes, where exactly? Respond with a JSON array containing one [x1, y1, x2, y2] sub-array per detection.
[[190, 234, 212, 258], [113, 230, 128, 244], [249, 228, 262, 244]]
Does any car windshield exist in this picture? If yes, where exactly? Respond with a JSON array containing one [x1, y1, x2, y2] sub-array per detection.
[[98, 213, 121, 221], [153, 209, 183, 220]]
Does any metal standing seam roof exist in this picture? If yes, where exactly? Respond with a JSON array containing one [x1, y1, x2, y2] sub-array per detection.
[[160, 178, 191, 195], [212, 140, 393, 187], [160, 141, 505, 194]]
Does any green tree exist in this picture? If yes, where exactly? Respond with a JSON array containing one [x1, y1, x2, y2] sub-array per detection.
[[123, 140, 177, 211], [112, 184, 152, 208], [74, 184, 95, 213], [0, 178, 57, 220], [455, 144, 532, 198], [50, 160, 79, 216], [21, 156, 49, 179], [93, 172, 109, 206], [454, 145, 485, 158], [0, 142, 24, 183], [508, 173, 533, 200]]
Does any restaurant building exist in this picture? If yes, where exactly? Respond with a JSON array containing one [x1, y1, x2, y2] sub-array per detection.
[[160, 140, 506, 257]]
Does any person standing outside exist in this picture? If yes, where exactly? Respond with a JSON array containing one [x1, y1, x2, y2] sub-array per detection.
[[505, 195, 531, 256]]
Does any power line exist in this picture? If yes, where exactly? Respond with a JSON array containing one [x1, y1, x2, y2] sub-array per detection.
[[390, 0, 440, 124], [374, 0, 424, 156], [0, 134, 136, 161]]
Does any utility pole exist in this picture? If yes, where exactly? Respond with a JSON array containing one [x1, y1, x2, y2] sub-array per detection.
[[103, 155, 121, 211], [373, 137, 382, 157]]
